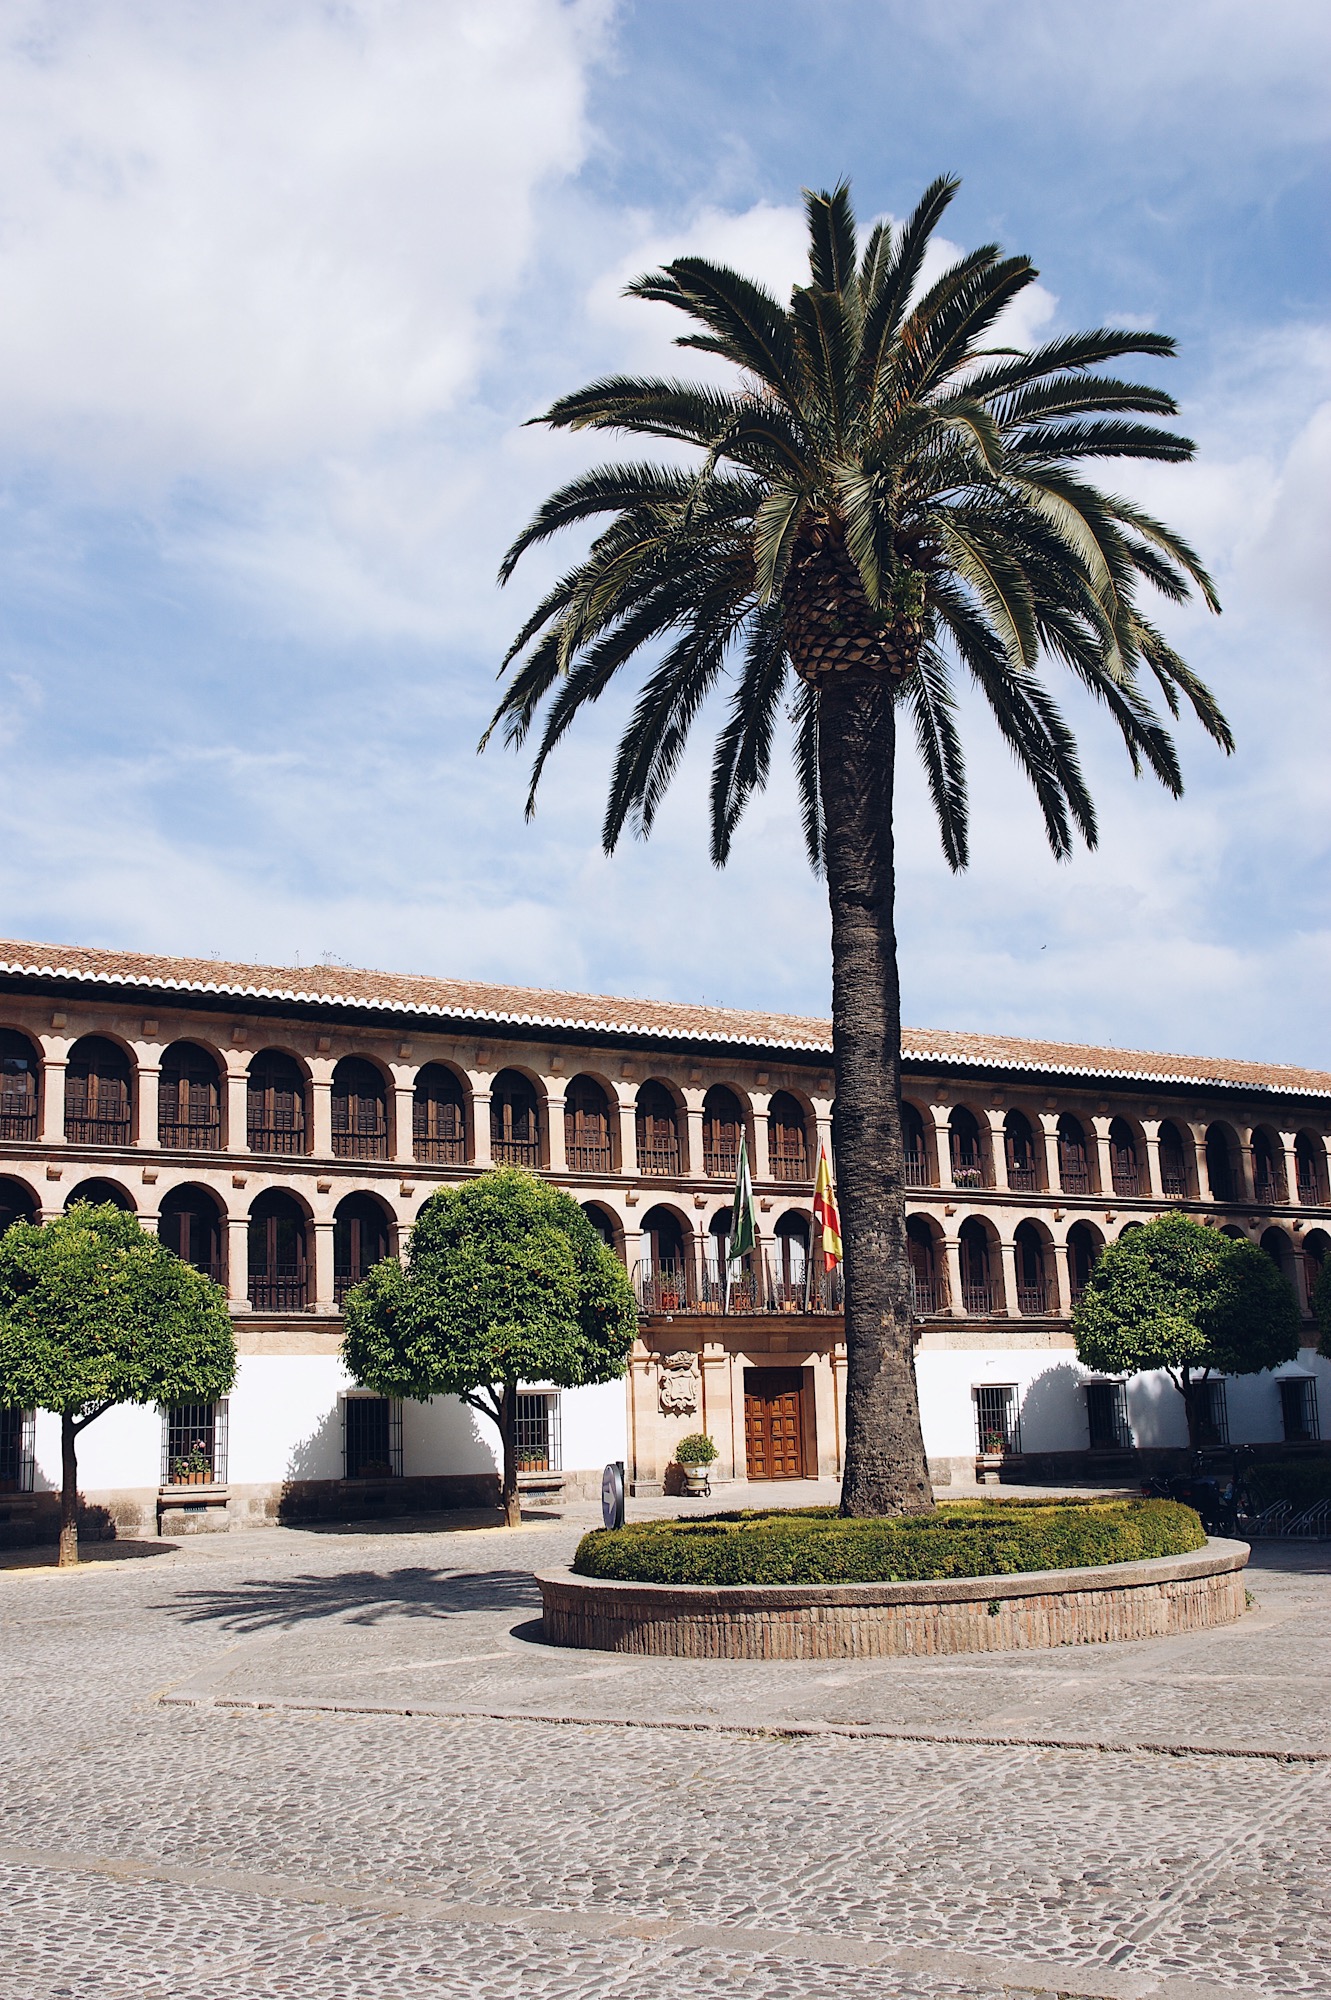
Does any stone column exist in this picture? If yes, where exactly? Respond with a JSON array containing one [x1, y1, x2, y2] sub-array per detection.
[[942, 1234, 964, 1317], [40, 1057, 67, 1145], [225, 1066, 250, 1153], [227, 1217, 251, 1309], [1188, 1122, 1210, 1203], [1280, 1132, 1301, 1207], [1039, 1113, 1061, 1195], [1234, 1125, 1256, 1204], [1092, 1117, 1114, 1199], [750, 1091, 771, 1183], [986, 1108, 1010, 1192], [931, 1106, 955, 1191], [1141, 1119, 1163, 1200], [311, 1219, 336, 1312], [997, 1236, 1018, 1318], [135, 1063, 160, 1148], [683, 1092, 705, 1180], [393, 1079, 416, 1166], [309, 1072, 333, 1160], [615, 1088, 639, 1178], [471, 1087, 493, 1167], [1052, 1238, 1075, 1319], [813, 1111, 834, 1178], [545, 1085, 567, 1174]]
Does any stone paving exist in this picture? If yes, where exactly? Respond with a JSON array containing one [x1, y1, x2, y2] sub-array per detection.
[[2, 1500, 1328, 1999]]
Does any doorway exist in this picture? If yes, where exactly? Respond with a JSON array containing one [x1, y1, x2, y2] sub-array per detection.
[[743, 1367, 808, 1480]]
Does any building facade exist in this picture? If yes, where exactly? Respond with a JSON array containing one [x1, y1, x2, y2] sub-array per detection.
[[0, 937, 1328, 1543]]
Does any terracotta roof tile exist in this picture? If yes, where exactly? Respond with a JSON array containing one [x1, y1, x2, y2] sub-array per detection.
[[0, 936, 1326, 1101]]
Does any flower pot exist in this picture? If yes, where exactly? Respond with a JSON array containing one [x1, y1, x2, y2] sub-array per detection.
[[683, 1464, 711, 1494]]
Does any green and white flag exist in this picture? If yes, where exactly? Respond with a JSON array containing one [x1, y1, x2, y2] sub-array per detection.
[[728, 1135, 757, 1265]]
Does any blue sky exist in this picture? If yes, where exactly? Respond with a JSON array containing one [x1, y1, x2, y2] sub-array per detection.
[[0, 0, 1326, 1066]]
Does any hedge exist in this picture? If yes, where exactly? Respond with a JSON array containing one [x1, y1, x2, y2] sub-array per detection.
[[571, 1499, 1205, 1586]]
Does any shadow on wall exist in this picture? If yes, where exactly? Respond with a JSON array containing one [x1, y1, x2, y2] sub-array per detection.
[[1017, 1363, 1085, 1455], [286, 1403, 344, 1483], [156, 1565, 539, 1633], [1128, 1370, 1189, 1451]]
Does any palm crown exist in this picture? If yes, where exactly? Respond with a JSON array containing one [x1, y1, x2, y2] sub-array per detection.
[[488, 175, 1228, 869]]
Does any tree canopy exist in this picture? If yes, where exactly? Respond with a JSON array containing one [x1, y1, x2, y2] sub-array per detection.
[[342, 1168, 637, 1523]]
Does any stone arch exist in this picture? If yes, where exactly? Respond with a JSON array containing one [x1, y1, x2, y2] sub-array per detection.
[[65, 1034, 134, 1146], [247, 1048, 310, 1155], [636, 1080, 683, 1176], [159, 1039, 224, 1149], [1206, 1122, 1242, 1205], [906, 1213, 945, 1313], [413, 1061, 468, 1163], [158, 1182, 225, 1278], [1013, 1217, 1054, 1314], [1003, 1108, 1041, 1191], [1157, 1119, 1191, 1197], [0, 1028, 41, 1141], [1303, 1227, 1330, 1308], [490, 1066, 543, 1167], [638, 1201, 692, 1310], [331, 1055, 390, 1161], [564, 1073, 615, 1174], [1057, 1113, 1092, 1194], [1108, 1116, 1143, 1198], [248, 1187, 310, 1309], [1259, 1225, 1296, 1285], [948, 1105, 989, 1189], [65, 1176, 136, 1212], [767, 1089, 810, 1182], [901, 1098, 932, 1185], [957, 1214, 1000, 1314], [1249, 1125, 1286, 1204], [1294, 1131, 1326, 1205], [0, 1174, 38, 1233], [580, 1201, 621, 1255], [771, 1208, 811, 1302], [334, 1189, 394, 1301], [702, 1084, 746, 1178], [1066, 1219, 1104, 1302]]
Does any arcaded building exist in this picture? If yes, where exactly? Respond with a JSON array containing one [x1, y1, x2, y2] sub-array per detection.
[[0, 937, 1327, 1542]]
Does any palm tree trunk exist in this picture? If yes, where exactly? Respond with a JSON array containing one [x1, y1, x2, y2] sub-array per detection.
[[817, 666, 933, 1517], [59, 1412, 80, 1567]]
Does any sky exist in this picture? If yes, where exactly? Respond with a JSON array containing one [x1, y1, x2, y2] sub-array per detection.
[[0, 0, 1326, 1067]]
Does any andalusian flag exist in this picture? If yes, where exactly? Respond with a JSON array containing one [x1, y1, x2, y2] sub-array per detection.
[[727, 1134, 757, 1266], [813, 1143, 843, 1271]]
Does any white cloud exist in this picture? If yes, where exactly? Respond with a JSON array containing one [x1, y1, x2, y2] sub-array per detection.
[[0, 0, 607, 487]]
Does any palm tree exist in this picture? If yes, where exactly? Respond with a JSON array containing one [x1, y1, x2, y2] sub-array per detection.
[[485, 177, 1229, 1517]]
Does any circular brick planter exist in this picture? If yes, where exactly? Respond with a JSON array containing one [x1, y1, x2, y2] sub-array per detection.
[[537, 1538, 1249, 1659]]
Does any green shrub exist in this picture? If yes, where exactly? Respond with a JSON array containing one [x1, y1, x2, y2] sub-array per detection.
[[674, 1432, 718, 1465], [571, 1499, 1204, 1586]]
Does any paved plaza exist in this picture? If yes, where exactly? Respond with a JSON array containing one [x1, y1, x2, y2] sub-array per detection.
[[2, 1496, 1328, 2000]]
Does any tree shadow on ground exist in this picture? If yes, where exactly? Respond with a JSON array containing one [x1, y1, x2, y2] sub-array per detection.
[[1244, 1542, 1331, 1577], [158, 1565, 540, 1633]]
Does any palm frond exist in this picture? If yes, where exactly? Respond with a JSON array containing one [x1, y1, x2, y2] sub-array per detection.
[[904, 646, 969, 869], [709, 609, 789, 864], [805, 182, 859, 298]]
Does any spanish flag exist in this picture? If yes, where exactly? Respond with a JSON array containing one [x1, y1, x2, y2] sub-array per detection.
[[812, 1143, 843, 1271]]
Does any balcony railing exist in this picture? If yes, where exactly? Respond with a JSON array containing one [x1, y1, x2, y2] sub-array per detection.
[[248, 1122, 306, 1155], [770, 1153, 809, 1182], [415, 1135, 466, 1164], [952, 1162, 983, 1188], [1017, 1282, 1048, 1316], [910, 1279, 943, 1315], [904, 1152, 929, 1187], [1253, 1175, 1281, 1205], [249, 1273, 307, 1310], [1007, 1165, 1039, 1192], [637, 1141, 681, 1176], [962, 1282, 998, 1316], [1111, 1166, 1139, 1197], [0, 1108, 37, 1143], [566, 1142, 613, 1174], [493, 1137, 540, 1167], [1298, 1178, 1321, 1207], [332, 1130, 389, 1160], [634, 1253, 845, 1316], [704, 1146, 739, 1179], [1160, 1167, 1187, 1197], [65, 1115, 131, 1147], [1060, 1165, 1090, 1195], [160, 1118, 221, 1151]]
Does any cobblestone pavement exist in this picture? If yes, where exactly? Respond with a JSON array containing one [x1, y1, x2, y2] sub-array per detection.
[[2, 1509, 1328, 2000]]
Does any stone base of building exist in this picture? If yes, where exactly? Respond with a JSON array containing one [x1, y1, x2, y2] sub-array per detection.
[[537, 1540, 1250, 1659], [0, 1494, 38, 1547]]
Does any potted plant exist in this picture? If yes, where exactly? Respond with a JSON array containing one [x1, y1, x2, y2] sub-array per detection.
[[975, 1427, 1007, 1485], [674, 1432, 718, 1495], [171, 1442, 213, 1486]]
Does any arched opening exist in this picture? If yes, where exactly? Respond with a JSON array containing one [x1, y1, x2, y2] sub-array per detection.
[[902, 1101, 929, 1186], [702, 1086, 744, 1178], [1066, 1220, 1103, 1303], [636, 1082, 681, 1176], [1251, 1129, 1285, 1205], [581, 1201, 619, 1253], [0, 1030, 39, 1142], [334, 1192, 392, 1302], [949, 1107, 986, 1188], [1014, 1220, 1050, 1315], [1057, 1114, 1090, 1195], [248, 1190, 308, 1309], [639, 1203, 689, 1310], [564, 1075, 613, 1174], [1304, 1229, 1330, 1311], [772, 1211, 810, 1305], [1004, 1109, 1039, 1191], [247, 1051, 307, 1155], [65, 1035, 132, 1147], [1260, 1226, 1294, 1284], [0, 1176, 37, 1234], [1158, 1120, 1189, 1197], [1206, 1124, 1239, 1204], [907, 1215, 943, 1314], [158, 1185, 224, 1280], [159, 1041, 222, 1149], [490, 1069, 541, 1167], [413, 1063, 466, 1164], [1295, 1133, 1326, 1206], [1109, 1118, 1140, 1198], [65, 1178, 134, 1212], [958, 1217, 996, 1315], [331, 1057, 388, 1160], [1220, 1223, 1245, 1240], [707, 1205, 757, 1306], [767, 1091, 809, 1182]]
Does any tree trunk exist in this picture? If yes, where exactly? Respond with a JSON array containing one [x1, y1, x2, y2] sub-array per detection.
[[1180, 1368, 1198, 1455], [817, 665, 933, 1516], [59, 1411, 79, 1567], [498, 1384, 522, 1528]]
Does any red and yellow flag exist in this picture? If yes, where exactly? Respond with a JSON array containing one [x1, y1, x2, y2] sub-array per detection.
[[812, 1143, 842, 1272]]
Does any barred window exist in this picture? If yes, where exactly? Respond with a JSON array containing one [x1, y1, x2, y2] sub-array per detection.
[[0, 1407, 35, 1492], [162, 1401, 228, 1486], [1085, 1381, 1132, 1450], [974, 1383, 1021, 1455], [343, 1395, 403, 1480], [515, 1392, 561, 1473], [1193, 1378, 1229, 1448], [1280, 1377, 1320, 1444]]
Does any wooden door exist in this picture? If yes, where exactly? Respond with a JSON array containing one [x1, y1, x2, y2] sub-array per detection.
[[744, 1368, 807, 1480]]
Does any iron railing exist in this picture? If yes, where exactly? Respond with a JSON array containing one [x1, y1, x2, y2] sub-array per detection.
[[65, 1114, 131, 1147], [343, 1395, 403, 1480], [637, 1140, 681, 1176], [770, 1153, 809, 1182], [0, 1107, 37, 1143], [634, 1253, 844, 1316], [248, 1121, 306, 1155], [974, 1384, 1021, 1455], [1059, 1163, 1090, 1195], [249, 1271, 308, 1310], [1160, 1166, 1188, 1196], [332, 1129, 389, 1160], [962, 1282, 998, 1316], [910, 1279, 943, 1315], [0, 1407, 34, 1491], [1007, 1165, 1039, 1192], [1017, 1282, 1048, 1315], [159, 1117, 221, 1150], [414, 1135, 466, 1164], [1111, 1165, 1140, 1197], [1297, 1177, 1321, 1206], [515, 1391, 562, 1472], [161, 1400, 229, 1486], [493, 1137, 540, 1167], [566, 1142, 613, 1174], [1253, 1175, 1281, 1205], [1085, 1381, 1132, 1450], [703, 1146, 739, 1179]]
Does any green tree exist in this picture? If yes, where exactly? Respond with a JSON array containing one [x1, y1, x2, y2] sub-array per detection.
[[1312, 1258, 1331, 1356], [1072, 1215, 1300, 1450], [342, 1168, 637, 1526], [486, 176, 1228, 1516], [0, 1203, 236, 1566]]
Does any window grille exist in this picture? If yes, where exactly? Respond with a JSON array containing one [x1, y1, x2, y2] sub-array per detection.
[[161, 1401, 228, 1486], [515, 1391, 562, 1472], [65, 1041, 132, 1147], [343, 1395, 403, 1479], [1193, 1378, 1229, 1448], [974, 1384, 1020, 1455], [0, 1407, 35, 1492], [0, 1032, 38, 1143], [413, 1070, 467, 1164], [1280, 1377, 1320, 1443], [1085, 1381, 1131, 1451]]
